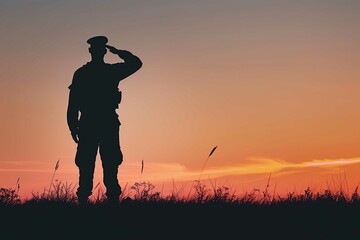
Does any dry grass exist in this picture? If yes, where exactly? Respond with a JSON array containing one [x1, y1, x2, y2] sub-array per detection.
[[1, 179, 359, 239], [1, 178, 359, 206]]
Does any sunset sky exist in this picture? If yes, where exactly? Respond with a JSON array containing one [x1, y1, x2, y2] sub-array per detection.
[[1, 0, 360, 198]]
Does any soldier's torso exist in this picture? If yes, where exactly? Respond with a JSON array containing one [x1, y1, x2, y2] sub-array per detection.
[[76, 62, 121, 126]]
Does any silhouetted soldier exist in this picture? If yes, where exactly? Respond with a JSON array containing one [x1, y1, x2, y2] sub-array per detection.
[[67, 36, 142, 204]]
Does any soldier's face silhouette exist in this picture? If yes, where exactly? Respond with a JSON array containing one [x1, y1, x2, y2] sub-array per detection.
[[89, 46, 107, 61]]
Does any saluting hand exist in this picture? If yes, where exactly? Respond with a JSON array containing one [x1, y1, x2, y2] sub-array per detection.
[[105, 45, 119, 54]]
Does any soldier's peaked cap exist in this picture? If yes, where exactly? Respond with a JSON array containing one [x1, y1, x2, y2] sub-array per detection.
[[87, 36, 108, 48]]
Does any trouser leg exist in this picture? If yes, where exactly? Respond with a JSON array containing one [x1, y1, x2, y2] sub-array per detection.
[[77, 163, 96, 202], [102, 164, 121, 200], [99, 125, 123, 201], [75, 134, 98, 202]]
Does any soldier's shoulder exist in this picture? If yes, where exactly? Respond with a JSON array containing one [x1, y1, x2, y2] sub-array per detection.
[[75, 63, 89, 73], [73, 63, 92, 77]]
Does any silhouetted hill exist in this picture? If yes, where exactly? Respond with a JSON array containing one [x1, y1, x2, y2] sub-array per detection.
[[1, 199, 359, 239]]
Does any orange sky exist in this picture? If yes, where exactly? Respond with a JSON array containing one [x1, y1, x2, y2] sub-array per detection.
[[1, 1, 360, 198]]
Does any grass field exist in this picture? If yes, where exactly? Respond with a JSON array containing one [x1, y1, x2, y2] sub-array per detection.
[[1, 181, 359, 239]]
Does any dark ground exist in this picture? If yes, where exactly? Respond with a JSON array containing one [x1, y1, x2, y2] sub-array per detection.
[[1, 201, 359, 240]]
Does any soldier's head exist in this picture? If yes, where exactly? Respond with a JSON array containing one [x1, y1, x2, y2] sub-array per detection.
[[87, 36, 108, 61]]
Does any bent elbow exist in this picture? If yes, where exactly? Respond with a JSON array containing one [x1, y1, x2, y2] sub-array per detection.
[[135, 57, 143, 70]]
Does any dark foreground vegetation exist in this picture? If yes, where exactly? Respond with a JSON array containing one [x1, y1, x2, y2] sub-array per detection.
[[1, 181, 359, 239]]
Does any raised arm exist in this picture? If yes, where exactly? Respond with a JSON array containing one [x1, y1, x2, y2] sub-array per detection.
[[106, 45, 143, 80]]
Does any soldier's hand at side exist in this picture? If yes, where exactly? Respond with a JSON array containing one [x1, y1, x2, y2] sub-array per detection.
[[106, 45, 119, 54], [71, 131, 79, 144]]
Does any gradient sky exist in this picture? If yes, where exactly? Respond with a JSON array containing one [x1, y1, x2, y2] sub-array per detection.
[[1, 0, 360, 197]]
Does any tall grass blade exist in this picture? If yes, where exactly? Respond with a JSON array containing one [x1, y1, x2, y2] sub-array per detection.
[[208, 146, 217, 158], [93, 182, 101, 192], [55, 159, 60, 171], [198, 146, 218, 181], [48, 159, 60, 197], [187, 146, 218, 200], [141, 160, 144, 175], [16, 177, 20, 193]]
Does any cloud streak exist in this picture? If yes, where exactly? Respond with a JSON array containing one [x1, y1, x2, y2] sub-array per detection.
[[2, 157, 360, 182], [120, 157, 360, 182], [199, 157, 360, 179]]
